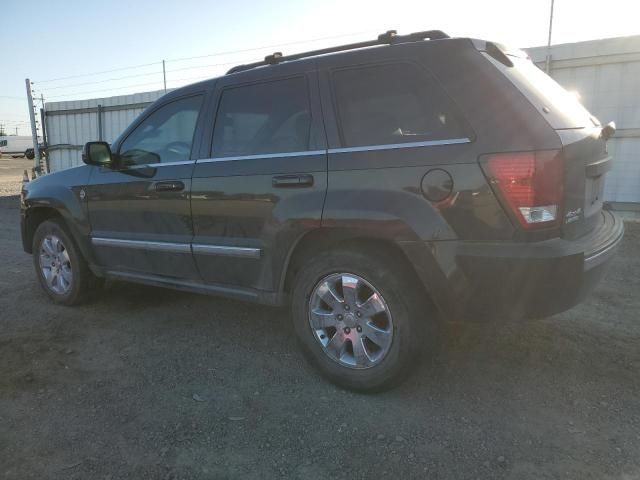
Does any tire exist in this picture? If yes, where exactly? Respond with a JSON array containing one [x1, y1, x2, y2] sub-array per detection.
[[291, 246, 435, 392], [32, 219, 102, 305]]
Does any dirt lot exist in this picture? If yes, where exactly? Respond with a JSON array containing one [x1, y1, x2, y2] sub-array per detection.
[[0, 156, 639, 479]]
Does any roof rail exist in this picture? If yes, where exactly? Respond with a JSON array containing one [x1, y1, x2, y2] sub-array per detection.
[[226, 29, 449, 75]]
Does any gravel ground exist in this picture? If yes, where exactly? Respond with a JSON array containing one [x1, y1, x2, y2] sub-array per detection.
[[0, 156, 31, 198], [1, 158, 639, 479]]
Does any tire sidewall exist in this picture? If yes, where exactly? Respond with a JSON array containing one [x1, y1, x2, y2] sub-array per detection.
[[291, 249, 421, 391]]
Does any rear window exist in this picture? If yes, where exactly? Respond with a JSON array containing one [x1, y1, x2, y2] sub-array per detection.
[[331, 63, 470, 148], [487, 54, 595, 129]]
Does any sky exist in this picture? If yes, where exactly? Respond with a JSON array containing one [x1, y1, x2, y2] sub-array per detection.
[[1, 0, 639, 136]]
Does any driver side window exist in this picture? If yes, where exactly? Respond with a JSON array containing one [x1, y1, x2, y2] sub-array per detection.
[[119, 95, 203, 165]]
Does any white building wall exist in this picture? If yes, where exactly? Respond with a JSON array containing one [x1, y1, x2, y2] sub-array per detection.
[[527, 35, 640, 204]]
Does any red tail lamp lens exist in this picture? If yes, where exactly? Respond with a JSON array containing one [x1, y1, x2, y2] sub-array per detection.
[[481, 150, 563, 229]]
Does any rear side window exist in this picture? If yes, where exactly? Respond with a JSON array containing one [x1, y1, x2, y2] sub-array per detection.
[[332, 63, 469, 148], [213, 77, 311, 157]]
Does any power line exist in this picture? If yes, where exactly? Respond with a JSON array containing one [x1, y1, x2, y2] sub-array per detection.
[[42, 70, 165, 91], [45, 80, 166, 99], [40, 58, 249, 92], [34, 29, 377, 85], [36, 61, 163, 83], [164, 29, 377, 63]]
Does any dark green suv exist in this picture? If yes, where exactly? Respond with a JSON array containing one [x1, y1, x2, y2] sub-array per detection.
[[21, 30, 623, 390]]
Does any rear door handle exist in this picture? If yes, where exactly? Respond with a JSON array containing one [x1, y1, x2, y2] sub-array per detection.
[[272, 174, 314, 188], [155, 181, 185, 192]]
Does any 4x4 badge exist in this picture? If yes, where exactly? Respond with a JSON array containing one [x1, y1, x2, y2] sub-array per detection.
[[565, 207, 582, 223]]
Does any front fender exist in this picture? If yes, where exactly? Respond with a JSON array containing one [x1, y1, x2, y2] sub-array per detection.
[[21, 166, 95, 265]]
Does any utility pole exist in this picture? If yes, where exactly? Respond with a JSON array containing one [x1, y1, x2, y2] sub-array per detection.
[[162, 60, 167, 93], [25, 78, 41, 175], [545, 0, 555, 73]]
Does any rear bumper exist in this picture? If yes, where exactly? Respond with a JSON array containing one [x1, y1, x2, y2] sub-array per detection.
[[400, 210, 624, 320]]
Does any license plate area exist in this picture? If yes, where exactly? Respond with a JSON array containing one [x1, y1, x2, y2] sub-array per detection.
[[584, 174, 605, 218]]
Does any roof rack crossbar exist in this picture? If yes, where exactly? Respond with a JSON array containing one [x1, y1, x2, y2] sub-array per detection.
[[226, 29, 449, 75]]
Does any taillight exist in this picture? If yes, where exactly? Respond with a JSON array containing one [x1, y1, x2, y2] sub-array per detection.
[[480, 150, 563, 230]]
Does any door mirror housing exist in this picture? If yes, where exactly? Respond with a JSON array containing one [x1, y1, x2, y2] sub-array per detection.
[[82, 141, 113, 167]]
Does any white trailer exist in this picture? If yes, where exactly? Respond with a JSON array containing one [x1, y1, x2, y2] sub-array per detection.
[[0, 136, 35, 156]]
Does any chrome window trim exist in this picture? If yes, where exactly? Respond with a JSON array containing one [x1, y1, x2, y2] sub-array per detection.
[[193, 139, 469, 164], [191, 244, 262, 259], [197, 150, 326, 164], [91, 237, 191, 253], [327, 138, 471, 154], [91, 237, 262, 259], [126, 159, 195, 169]]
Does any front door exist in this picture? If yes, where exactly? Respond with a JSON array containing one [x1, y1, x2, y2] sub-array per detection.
[[86, 93, 204, 280], [190, 65, 327, 293]]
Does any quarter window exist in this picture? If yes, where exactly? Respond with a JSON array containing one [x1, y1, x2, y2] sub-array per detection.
[[332, 63, 468, 147], [212, 77, 311, 157], [119, 95, 203, 165]]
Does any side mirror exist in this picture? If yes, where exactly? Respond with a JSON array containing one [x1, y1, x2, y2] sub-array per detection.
[[82, 141, 113, 167]]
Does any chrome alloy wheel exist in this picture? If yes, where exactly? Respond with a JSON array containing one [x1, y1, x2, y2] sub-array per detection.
[[39, 234, 73, 295], [308, 273, 393, 369]]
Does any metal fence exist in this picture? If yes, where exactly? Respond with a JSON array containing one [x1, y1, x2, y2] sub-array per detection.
[[45, 90, 167, 171], [527, 35, 640, 204]]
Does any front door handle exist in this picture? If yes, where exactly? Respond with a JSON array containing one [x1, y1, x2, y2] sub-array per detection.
[[155, 181, 185, 192], [272, 174, 314, 188]]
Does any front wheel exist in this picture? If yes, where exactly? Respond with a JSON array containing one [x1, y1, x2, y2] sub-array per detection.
[[32, 219, 102, 305], [291, 247, 434, 392]]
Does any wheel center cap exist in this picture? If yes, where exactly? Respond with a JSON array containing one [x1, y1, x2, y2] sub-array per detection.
[[343, 312, 357, 328]]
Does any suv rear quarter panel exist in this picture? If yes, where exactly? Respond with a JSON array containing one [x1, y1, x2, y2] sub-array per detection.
[[316, 40, 545, 244], [315, 39, 566, 317]]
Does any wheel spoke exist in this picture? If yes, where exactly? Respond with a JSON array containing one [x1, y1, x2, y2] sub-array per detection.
[[316, 281, 343, 310], [326, 331, 347, 358], [59, 248, 71, 265], [358, 292, 386, 317], [56, 274, 67, 293], [39, 254, 53, 268], [341, 275, 358, 305], [42, 238, 55, 255], [60, 266, 73, 284], [48, 271, 58, 289], [41, 267, 53, 283], [352, 336, 374, 367], [361, 322, 392, 350], [52, 236, 61, 253], [309, 308, 338, 329]]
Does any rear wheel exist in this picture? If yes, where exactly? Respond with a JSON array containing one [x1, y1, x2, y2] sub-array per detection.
[[32, 219, 102, 305], [291, 247, 434, 391]]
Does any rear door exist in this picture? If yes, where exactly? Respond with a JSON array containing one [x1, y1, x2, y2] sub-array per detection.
[[190, 62, 327, 292], [86, 93, 205, 279]]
